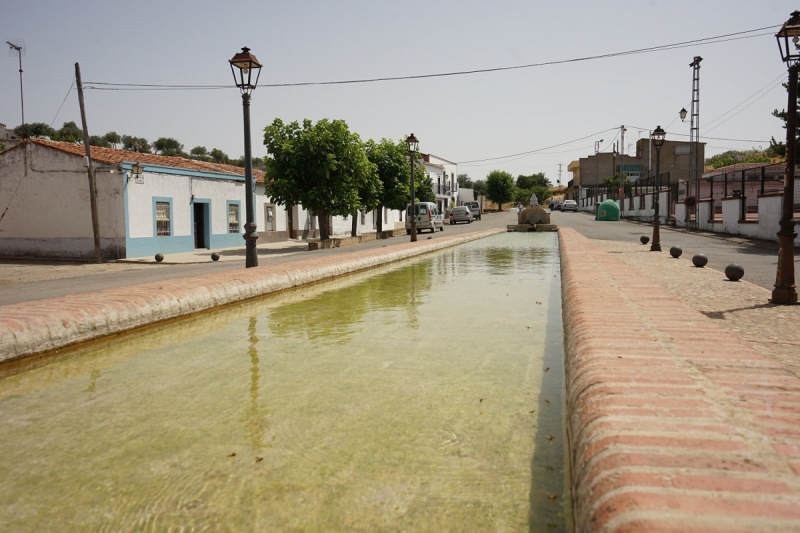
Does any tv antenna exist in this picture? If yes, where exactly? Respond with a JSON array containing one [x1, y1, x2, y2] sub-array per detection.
[[7, 39, 26, 138]]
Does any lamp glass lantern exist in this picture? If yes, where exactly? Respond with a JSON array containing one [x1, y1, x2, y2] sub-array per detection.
[[652, 125, 666, 149], [130, 162, 143, 182], [679, 107, 687, 121], [229, 47, 262, 94], [406, 133, 419, 153], [777, 11, 800, 65]]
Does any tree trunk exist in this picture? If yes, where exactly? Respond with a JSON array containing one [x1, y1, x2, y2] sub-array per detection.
[[286, 203, 294, 239], [351, 212, 358, 237], [376, 204, 384, 234], [317, 208, 330, 240]]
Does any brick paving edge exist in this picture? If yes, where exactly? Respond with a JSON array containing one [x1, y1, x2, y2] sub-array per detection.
[[558, 227, 800, 532], [0, 229, 504, 363]]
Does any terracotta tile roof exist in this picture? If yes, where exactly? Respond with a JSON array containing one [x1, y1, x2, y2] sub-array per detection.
[[29, 138, 266, 182]]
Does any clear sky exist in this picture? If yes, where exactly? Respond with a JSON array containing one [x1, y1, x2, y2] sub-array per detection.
[[1, 0, 795, 182]]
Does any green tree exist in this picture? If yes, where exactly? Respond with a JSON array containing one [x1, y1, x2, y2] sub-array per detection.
[[209, 148, 230, 164], [263, 118, 376, 241], [472, 179, 486, 197], [365, 138, 413, 234], [516, 172, 551, 189], [14, 123, 55, 138], [190, 146, 210, 160], [89, 135, 111, 147], [121, 135, 151, 153], [103, 131, 121, 148], [457, 173, 473, 189], [52, 121, 83, 142], [415, 170, 436, 203], [704, 149, 770, 169], [153, 137, 184, 157], [771, 76, 800, 160], [485, 170, 515, 211]]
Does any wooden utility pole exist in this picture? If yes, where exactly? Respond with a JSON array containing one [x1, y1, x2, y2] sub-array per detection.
[[75, 62, 102, 263]]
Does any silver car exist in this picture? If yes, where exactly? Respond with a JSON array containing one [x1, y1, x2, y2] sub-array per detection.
[[449, 206, 473, 224], [561, 200, 578, 212]]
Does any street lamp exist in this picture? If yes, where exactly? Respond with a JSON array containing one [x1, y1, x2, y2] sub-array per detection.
[[650, 125, 666, 252], [406, 133, 419, 242], [229, 47, 262, 268], [773, 11, 800, 304], [679, 107, 688, 121]]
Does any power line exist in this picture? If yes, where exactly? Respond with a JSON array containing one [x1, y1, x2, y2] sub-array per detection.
[[50, 76, 75, 127], [84, 25, 777, 91], [457, 128, 618, 165]]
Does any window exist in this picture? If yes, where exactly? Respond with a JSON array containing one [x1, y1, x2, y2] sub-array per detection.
[[228, 203, 240, 233], [156, 201, 171, 236]]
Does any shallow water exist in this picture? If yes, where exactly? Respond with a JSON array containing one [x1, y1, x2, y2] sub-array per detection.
[[0, 232, 570, 532]]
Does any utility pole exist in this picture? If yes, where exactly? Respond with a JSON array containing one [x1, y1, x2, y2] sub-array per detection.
[[620, 125, 627, 200], [6, 41, 24, 138], [75, 62, 102, 263], [558, 163, 563, 186], [688, 56, 703, 230]]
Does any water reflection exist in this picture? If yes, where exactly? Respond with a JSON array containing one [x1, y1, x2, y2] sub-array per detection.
[[243, 316, 267, 452], [267, 261, 433, 344], [0, 233, 568, 532]]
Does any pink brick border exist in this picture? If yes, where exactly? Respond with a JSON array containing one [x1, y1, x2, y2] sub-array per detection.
[[0, 229, 504, 363], [559, 228, 800, 531]]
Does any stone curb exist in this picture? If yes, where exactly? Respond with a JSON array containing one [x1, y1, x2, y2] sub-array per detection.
[[559, 227, 800, 532], [0, 228, 504, 364]]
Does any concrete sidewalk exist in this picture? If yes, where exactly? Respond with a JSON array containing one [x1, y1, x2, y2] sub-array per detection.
[[559, 228, 800, 532]]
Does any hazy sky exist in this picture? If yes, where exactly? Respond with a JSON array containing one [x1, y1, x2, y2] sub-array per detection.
[[1, 0, 795, 182]]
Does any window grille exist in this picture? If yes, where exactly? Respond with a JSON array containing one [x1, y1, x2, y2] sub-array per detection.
[[228, 203, 240, 233], [156, 202, 171, 236]]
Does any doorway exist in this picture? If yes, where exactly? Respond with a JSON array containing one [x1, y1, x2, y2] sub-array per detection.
[[193, 202, 209, 249]]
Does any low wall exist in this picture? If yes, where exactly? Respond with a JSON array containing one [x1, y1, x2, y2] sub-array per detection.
[[559, 228, 800, 531], [0, 228, 505, 363]]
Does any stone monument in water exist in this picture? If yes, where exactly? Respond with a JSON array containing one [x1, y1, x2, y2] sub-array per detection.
[[517, 193, 550, 225]]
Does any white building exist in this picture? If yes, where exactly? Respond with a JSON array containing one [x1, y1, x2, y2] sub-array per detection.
[[0, 139, 411, 260], [422, 153, 459, 212]]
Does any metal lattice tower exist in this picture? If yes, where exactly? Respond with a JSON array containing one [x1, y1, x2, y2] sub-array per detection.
[[689, 56, 702, 229]]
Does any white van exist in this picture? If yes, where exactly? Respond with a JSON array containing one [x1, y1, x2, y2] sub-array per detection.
[[405, 202, 444, 234], [464, 201, 481, 220]]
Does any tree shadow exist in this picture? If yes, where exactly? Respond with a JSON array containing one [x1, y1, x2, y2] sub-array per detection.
[[701, 302, 778, 319]]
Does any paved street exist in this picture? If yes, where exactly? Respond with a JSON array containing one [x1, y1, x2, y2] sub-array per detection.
[[0, 211, 518, 306], [551, 210, 785, 290]]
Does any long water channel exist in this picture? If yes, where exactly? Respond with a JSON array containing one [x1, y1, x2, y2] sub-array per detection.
[[0, 232, 571, 532]]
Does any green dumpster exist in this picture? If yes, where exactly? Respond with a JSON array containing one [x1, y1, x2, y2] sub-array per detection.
[[596, 199, 620, 221]]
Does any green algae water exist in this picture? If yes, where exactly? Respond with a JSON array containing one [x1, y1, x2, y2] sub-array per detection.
[[0, 233, 570, 532]]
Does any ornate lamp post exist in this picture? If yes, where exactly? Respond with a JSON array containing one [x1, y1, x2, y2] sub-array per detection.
[[406, 133, 419, 242], [650, 125, 666, 252], [229, 47, 262, 268], [773, 12, 800, 304]]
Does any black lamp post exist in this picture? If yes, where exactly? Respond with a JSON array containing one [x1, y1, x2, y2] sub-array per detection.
[[229, 47, 262, 268], [611, 144, 618, 199], [773, 12, 800, 304], [679, 107, 688, 122], [407, 133, 419, 242], [650, 125, 666, 252]]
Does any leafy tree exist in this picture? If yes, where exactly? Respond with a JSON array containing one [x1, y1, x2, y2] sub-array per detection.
[[472, 179, 486, 197], [122, 135, 151, 153], [704, 149, 770, 169], [103, 131, 121, 148], [516, 172, 551, 189], [415, 171, 436, 203], [89, 135, 111, 147], [365, 138, 412, 234], [263, 118, 376, 240], [190, 146, 210, 160], [771, 76, 800, 160], [52, 121, 83, 142], [209, 148, 230, 164], [485, 170, 515, 211], [14, 123, 55, 138], [457, 173, 473, 189], [153, 137, 184, 157]]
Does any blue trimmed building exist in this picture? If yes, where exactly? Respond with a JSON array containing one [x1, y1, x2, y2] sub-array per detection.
[[0, 138, 279, 260]]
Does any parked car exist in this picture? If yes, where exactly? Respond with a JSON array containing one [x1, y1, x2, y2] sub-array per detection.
[[550, 200, 563, 211], [405, 202, 444, 234], [464, 201, 482, 220], [449, 206, 472, 224], [561, 200, 578, 212]]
